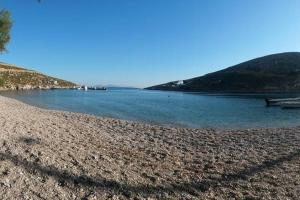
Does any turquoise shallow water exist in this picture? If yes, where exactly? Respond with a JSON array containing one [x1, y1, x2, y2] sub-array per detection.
[[1, 88, 300, 129]]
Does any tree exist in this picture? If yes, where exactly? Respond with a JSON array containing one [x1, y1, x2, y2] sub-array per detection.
[[0, 10, 12, 53], [0, 1, 40, 53]]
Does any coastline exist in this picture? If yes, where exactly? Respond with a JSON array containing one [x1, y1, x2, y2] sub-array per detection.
[[0, 95, 299, 199], [0, 86, 75, 91]]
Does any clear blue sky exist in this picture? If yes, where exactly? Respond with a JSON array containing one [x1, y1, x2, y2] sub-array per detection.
[[1, 0, 300, 87]]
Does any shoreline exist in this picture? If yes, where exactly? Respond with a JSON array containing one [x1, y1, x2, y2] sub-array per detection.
[[2, 90, 300, 131], [0, 95, 299, 199]]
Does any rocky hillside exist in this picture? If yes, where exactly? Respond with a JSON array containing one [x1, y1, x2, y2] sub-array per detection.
[[0, 62, 76, 90], [146, 52, 300, 92]]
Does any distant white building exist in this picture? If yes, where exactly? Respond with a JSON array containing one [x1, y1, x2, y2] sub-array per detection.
[[176, 80, 184, 85]]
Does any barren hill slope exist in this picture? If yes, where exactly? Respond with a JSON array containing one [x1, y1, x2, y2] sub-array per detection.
[[146, 52, 300, 92], [0, 62, 76, 90]]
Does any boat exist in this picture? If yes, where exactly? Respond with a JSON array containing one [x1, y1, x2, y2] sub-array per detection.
[[280, 101, 300, 109], [265, 97, 300, 106], [87, 86, 107, 90], [75, 85, 107, 91], [75, 85, 88, 90]]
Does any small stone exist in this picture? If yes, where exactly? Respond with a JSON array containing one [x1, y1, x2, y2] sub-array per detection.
[[3, 179, 11, 188], [112, 195, 119, 200], [91, 154, 98, 161], [58, 179, 66, 187]]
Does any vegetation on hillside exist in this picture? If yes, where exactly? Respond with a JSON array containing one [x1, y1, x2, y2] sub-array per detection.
[[146, 52, 300, 92], [0, 63, 76, 90]]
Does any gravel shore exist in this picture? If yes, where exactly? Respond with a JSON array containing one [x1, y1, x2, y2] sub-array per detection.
[[0, 95, 299, 199]]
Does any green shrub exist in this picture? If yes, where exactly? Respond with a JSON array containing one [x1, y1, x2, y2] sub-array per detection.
[[0, 78, 5, 86]]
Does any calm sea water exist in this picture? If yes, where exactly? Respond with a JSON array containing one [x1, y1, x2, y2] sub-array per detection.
[[1, 88, 300, 129]]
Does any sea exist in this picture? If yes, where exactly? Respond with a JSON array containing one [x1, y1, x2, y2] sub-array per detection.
[[1, 88, 300, 129]]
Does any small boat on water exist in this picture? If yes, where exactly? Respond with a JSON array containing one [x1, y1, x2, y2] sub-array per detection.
[[280, 101, 300, 109], [75, 85, 107, 91], [88, 86, 107, 90], [265, 97, 300, 106]]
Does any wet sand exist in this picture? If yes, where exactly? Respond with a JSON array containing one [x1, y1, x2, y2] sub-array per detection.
[[0, 95, 299, 199]]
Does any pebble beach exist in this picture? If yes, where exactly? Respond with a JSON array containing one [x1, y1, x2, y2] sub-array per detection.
[[0, 95, 299, 199]]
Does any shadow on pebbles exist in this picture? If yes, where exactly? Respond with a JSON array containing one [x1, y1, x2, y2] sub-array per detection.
[[0, 96, 299, 199]]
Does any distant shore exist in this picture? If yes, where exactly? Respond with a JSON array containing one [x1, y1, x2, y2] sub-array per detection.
[[0, 86, 74, 91], [0, 95, 299, 199]]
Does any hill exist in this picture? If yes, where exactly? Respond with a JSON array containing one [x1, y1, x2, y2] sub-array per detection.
[[146, 52, 300, 92], [0, 62, 76, 90]]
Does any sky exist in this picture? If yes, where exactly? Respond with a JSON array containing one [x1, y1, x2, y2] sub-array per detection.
[[1, 0, 300, 88]]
